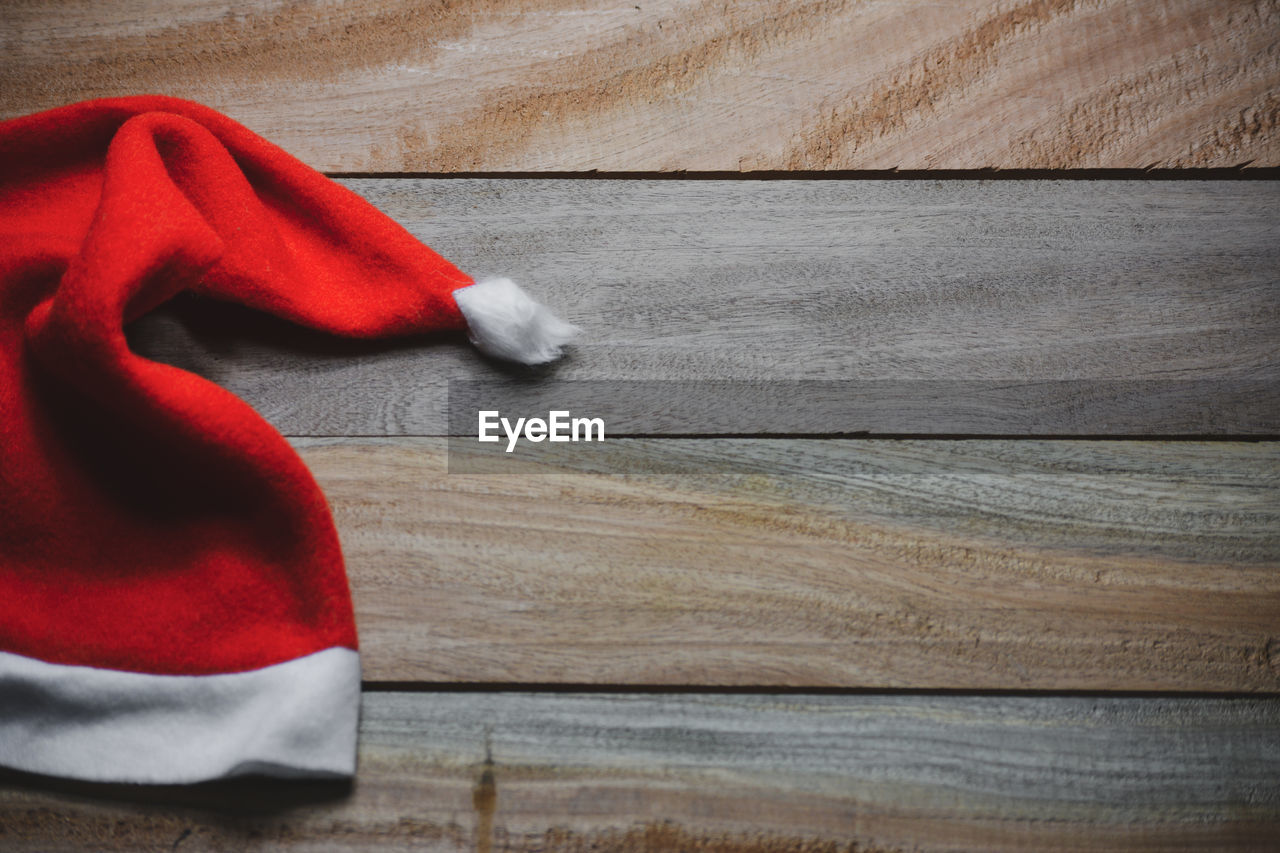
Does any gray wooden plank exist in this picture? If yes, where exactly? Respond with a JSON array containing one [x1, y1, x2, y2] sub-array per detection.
[[3, 692, 1278, 852], [127, 179, 1280, 436], [298, 438, 1280, 689]]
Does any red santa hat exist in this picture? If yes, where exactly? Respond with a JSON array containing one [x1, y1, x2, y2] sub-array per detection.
[[0, 96, 577, 784]]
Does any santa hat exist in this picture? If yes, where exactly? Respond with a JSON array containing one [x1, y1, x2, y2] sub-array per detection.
[[0, 96, 577, 784]]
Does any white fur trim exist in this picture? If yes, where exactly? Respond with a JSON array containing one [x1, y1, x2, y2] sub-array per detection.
[[0, 647, 360, 783], [453, 277, 580, 365]]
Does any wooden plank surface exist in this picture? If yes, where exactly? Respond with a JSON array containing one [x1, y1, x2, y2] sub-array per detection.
[[3, 693, 1277, 852], [127, 178, 1280, 436], [296, 438, 1280, 689], [3, 0, 1276, 171], [5, 2, 1279, 847]]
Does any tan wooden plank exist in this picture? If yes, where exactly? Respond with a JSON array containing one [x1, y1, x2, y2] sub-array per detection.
[[127, 178, 1280, 436], [3, 692, 1277, 852], [293, 438, 1280, 689], [2, 0, 1275, 171]]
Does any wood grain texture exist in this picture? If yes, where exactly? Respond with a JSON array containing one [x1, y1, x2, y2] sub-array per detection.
[[3, 693, 1277, 852], [292, 438, 1280, 689], [126, 178, 1280, 436], [3, 0, 1276, 171]]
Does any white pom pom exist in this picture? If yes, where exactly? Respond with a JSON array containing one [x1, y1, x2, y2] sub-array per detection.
[[453, 277, 580, 365]]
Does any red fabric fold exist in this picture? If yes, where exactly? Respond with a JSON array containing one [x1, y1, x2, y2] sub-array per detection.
[[0, 97, 470, 675]]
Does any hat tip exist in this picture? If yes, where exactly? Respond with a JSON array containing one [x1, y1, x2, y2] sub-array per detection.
[[454, 277, 581, 365]]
